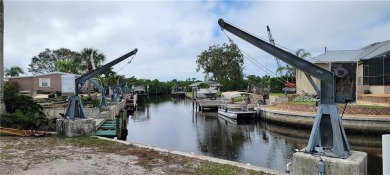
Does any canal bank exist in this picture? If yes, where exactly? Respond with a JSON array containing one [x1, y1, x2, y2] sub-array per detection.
[[126, 96, 384, 175], [97, 136, 286, 175], [0, 136, 283, 175], [258, 105, 390, 134]]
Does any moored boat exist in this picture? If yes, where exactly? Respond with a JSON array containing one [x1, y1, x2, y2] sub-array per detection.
[[217, 91, 257, 119]]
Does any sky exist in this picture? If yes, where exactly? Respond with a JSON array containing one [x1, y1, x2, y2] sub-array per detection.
[[4, 0, 390, 81]]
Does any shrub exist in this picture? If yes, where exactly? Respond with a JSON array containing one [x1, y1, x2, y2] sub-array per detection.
[[1, 110, 54, 130], [292, 95, 318, 102], [36, 90, 45, 94], [4, 80, 19, 97], [2, 81, 55, 131], [55, 91, 62, 96], [269, 77, 284, 93], [4, 92, 44, 115]]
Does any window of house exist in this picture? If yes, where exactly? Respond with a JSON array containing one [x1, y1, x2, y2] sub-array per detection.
[[39, 78, 50, 87], [363, 65, 369, 85], [363, 56, 390, 85]]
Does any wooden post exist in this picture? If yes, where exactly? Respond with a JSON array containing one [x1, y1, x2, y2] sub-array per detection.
[[115, 111, 122, 138]]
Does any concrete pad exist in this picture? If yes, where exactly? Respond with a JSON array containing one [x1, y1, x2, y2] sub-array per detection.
[[292, 151, 367, 175], [56, 119, 96, 137], [94, 119, 106, 128]]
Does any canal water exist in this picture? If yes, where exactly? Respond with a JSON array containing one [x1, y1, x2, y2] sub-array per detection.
[[126, 96, 382, 175]]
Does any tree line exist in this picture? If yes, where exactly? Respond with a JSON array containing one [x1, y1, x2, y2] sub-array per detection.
[[7, 44, 310, 95], [0, 41, 307, 130]]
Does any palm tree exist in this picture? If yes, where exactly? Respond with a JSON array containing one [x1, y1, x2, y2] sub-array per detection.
[[276, 49, 312, 77], [99, 67, 116, 86], [77, 48, 106, 97], [77, 48, 106, 74], [0, 0, 5, 114], [5, 66, 25, 77], [295, 48, 312, 60], [276, 65, 295, 77]]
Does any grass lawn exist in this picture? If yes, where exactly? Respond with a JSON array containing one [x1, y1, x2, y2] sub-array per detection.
[[287, 101, 316, 105], [269, 93, 293, 97]]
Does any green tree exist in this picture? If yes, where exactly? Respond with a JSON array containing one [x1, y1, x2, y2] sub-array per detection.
[[196, 42, 244, 91], [29, 48, 80, 74], [5, 66, 25, 77], [259, 75, 271, 89], [55, 60, 78, 74], [99, 67, 116, 86], [276, 49, 311, 78], [0, 0, 5, 114], [295, 48, 312, 60], [276, 65, 295, 77], [77, 48, 106, 97], [77, 48, 106, 74], [246, 75, 262, 86]]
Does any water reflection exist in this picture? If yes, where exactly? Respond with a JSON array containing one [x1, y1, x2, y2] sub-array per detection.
[[195, 113, 249, 160], [126, 96, 382, 175]]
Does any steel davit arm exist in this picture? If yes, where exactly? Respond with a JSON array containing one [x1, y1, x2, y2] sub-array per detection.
[[218, 19, 332, 80], [88, 79, 104, 91], [75, 48, 138, 95], [217, 19, 351, 159]]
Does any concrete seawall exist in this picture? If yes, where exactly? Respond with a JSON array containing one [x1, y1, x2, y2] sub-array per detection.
[[101, 100, 126, 120], [44, 108, 100, 119], [259, 108, 390, 134], [44, 100, 126, 120]]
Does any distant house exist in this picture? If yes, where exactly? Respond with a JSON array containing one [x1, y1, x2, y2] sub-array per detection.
[[5, 72, 81, 96], [133, 85, 147, 95], [189, 81, 222, 99], [296, 40, 390, 102]]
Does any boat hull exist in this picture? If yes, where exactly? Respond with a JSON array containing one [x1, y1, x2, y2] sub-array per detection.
[[218, 108, 256, 119]]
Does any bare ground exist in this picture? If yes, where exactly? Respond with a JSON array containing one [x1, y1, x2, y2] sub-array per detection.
[[0, 136, 271, 175]]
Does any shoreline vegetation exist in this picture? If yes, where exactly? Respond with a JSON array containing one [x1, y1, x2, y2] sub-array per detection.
[[0, 136, 276, 175]]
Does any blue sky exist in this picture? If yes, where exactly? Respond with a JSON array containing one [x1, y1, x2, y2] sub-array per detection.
[[4, 0, 390, 81]]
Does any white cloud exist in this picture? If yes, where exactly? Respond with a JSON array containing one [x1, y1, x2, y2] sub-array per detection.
[[4, 1, 389, 81]]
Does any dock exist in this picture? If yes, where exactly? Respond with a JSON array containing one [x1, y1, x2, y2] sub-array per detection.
[[194, 99, 223, 111], [95, 93, 137, 139], [95, 109, 128, 139], [95, 119, 117, 137], [125, 93, 137, 112], [186, 92, 223, 111]]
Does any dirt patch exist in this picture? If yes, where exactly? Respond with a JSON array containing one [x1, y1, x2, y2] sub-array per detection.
[[0, 136, 271, 175]]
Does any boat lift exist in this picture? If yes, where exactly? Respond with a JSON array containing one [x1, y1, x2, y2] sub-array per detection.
[[87, 79, 107, 107], [64, 48, 138, 119], [218, 19, 350, 158], [111, 80, 130, 102]]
